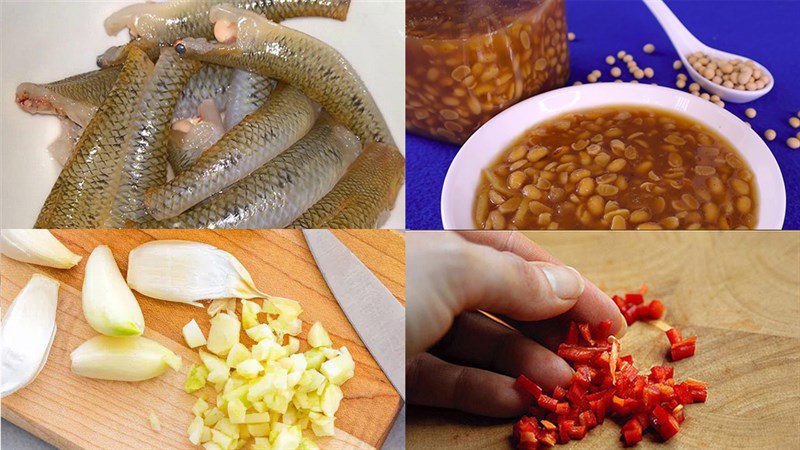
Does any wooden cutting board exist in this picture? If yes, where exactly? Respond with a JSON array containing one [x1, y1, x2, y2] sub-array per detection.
[[1, 229, 405, 450], [408, 231, 800, 448]]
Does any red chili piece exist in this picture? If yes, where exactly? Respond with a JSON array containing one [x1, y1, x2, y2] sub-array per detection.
[[512, 291, 707, 449], [670, 336, 697, 361], [613, 292, 666, 325]]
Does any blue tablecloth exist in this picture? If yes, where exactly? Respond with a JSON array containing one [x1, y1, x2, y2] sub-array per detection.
[[407, 0, 800, 230]]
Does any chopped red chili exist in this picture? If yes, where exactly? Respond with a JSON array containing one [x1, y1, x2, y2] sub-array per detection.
[[578, 322, 595, 345], [512, 290, 707, 448], [595, 320, 613, 341], [670, 336, 697, 361], [650, 404, 680, 441], [665, 328, 683, 345], [515, 374, 543, 398], [566, 322, 579, 345], [552, 385, 566, 400], [648, 366, 674, 383], [621, 418, 643, 446]]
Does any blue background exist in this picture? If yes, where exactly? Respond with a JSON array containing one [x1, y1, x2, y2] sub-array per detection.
[[406, 0, 800, 230]]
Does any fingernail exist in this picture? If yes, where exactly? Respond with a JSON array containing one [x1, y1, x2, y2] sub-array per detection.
[[540, 265, 584, 300]]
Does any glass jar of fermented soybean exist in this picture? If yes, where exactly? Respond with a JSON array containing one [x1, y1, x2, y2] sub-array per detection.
[[406, 0, 570, 144]]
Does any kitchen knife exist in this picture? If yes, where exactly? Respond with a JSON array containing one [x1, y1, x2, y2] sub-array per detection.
[[303, 230, 405, 449]]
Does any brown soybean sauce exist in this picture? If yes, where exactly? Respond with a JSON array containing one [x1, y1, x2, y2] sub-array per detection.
[[406, 0, 569, 144], [474, 106, 758, 230]]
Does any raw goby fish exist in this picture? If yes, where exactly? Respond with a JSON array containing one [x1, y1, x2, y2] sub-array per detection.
[[223, 70, 275, 130], [104, 0, 351, 45], [107, 48, 202, 227], [144, 83, 320, 220], [175, 4, 394, 145], [290, 142, 405, 229], [168, 99, 226, 174], [35, 48, 154, 229], [15, 66, 121, 127], [146, 114, 360, 228]]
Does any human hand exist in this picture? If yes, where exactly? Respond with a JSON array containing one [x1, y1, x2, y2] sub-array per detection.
[[406, 231, 626, 417]]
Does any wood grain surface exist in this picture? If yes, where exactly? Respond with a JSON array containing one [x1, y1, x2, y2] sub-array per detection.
[[1, 229, 405, 450], [407, 231, 800, 449]]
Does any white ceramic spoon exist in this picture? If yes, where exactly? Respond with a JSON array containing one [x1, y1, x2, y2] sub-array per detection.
[[643, 0, 773, 103]]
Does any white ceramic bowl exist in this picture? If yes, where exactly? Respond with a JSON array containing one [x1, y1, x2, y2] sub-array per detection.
[[441, 83, 786, 229]]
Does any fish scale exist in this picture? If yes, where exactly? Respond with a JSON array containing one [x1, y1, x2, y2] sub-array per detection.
[[34, 47, 154, 229], [107, 48, 202, 227], [144, 114, 360, 229], [144, 83, 320, 220], [290, 142, 405, 229]]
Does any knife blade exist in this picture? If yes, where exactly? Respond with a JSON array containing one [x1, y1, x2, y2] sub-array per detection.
[[302, 230, 405, 400]]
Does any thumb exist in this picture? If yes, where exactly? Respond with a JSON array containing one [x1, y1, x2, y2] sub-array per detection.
[[406, 233, 584, 357], [455, 241, 584, 321]]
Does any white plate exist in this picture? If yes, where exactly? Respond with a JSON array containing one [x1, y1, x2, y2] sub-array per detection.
[[441, 82, 786, 229], [0, 0, 404, 229]]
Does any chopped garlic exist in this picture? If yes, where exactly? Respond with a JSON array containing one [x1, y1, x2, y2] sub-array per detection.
[[149, 412, 161, 432], [185, 364, 209, 393], [184, 295, 354, 449], [207, 299, 228, 317], [235, 359, 263, 378], [262, 296, 302, 316], [183, 319, 207, 348], [321, 384, 343, 417], [307, 322, 332, 348], [247, 423, 269, 437], [303, 349, 325, 371], [308, 411, 334, 437], [241, 300, 261, 329], [227, 398, 247, 424], [245, 324, 275, 342], [188, 416, 204, 445], [226, 343, 252, 367], [206, 313, 240, 356], [193, 397, 210, 416], [321, 347, 355, 386]]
